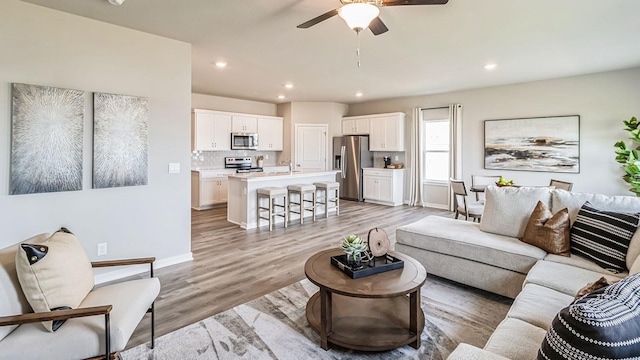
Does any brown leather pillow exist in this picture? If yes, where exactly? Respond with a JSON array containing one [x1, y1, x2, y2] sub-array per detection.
[[520, 201, 571, 256], [574, 277, 615, 300]]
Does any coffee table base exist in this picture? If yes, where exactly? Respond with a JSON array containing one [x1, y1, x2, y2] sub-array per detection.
[[306, 292, 425, 351]]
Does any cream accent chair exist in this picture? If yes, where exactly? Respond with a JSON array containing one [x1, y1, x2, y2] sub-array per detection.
[[0, 232, 160, 360], [450, 178, 484, 222]]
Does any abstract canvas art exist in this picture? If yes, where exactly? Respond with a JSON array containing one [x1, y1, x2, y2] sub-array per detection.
[[484, 115, 580, 173], [93, 92, 148, 189], [10, 83, 84, 195]]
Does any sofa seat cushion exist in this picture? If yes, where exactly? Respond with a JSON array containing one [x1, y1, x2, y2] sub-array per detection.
[[447, 343, 510, 360], [483, 318, 547, 360], [0, 277, 160, 360], [0, 234, 49, 342], [524, 260, 624, 297], [507, 283, 573, 330], [396, 216, 546, 274], [544, 253, 626, 276]]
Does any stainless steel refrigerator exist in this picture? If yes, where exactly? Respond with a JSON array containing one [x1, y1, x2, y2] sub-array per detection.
[[333, 136, 373, 201]]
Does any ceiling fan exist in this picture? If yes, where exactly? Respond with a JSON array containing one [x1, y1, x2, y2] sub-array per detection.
[[297, 0, 449, 35]]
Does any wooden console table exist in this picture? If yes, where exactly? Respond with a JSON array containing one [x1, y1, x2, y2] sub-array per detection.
[[304, 249, 427, 351]]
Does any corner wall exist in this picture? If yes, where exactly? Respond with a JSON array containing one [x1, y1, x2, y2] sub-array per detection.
[[0, 1, 193, 279], [348, 68, 640, 196]]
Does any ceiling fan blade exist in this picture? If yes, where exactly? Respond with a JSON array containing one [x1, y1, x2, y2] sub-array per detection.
[[383, 0, 448, 6], [296, 9, 339, 29], [369, 17, 389, 36]]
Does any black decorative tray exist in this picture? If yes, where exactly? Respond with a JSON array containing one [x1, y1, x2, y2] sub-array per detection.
[[330, 253, 404, 279]]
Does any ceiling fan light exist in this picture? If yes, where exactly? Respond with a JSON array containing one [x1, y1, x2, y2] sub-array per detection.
[[338, 3, 380, 32], [108, 0, 125, 5]]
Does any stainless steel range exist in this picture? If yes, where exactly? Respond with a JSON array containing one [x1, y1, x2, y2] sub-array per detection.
[[225, 157, 264, 173]]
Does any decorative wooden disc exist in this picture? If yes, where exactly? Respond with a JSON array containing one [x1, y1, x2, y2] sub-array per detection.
[[367, 228, 390, 257]]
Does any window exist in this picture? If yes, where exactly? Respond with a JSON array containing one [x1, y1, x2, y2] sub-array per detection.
[[423, 119, 450, 182]]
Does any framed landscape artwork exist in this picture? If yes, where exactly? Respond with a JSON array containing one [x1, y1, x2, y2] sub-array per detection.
[[10, 83, 84, 195], [484, 115, 580, 173], [93, 92, 148, 189]]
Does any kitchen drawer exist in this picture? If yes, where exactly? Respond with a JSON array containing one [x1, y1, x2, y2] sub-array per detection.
[[363, 169, 393, 177]]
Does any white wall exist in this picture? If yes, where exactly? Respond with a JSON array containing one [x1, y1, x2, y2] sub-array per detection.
[[348, 68, 640, 196], [192, 93, 277, 116], [0, 1, 193, 279]]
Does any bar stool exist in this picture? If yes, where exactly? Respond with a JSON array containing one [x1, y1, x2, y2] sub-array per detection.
[[257, 187, 288, 231], [314, 181, 340, 217], [287, 184, 316, 224]]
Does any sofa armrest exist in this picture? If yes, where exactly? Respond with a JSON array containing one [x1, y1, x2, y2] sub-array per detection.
[[447, 343, 510, 360], [92, 257, 156, 277], [0, 305, 112, 327]]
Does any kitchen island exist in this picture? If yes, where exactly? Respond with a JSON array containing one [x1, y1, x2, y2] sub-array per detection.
[[227, 170, 340, 229]]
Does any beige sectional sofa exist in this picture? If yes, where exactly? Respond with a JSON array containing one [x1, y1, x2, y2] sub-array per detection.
[[396, 186, 640, 359]]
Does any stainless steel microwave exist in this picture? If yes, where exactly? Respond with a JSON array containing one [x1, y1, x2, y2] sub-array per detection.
[[231, 133, 258, 150]]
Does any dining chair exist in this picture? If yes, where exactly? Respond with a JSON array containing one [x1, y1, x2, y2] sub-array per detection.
[[549, 179, 573, 191], [471, 175, 502, 202], [450, 178, 484, 222]]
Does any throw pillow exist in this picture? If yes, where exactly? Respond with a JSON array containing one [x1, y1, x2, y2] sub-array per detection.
[[15, 228, 94, 332], [570, 201, 640, 273], [521, 201, 571, 256], [573, 276, 614, 300], [538, 272, 640, 359], [480, 186, 554, 238]]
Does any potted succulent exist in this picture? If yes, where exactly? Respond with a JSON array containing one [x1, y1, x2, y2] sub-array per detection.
[[340, 234, 368, 267], [614, 116, 640, 196]]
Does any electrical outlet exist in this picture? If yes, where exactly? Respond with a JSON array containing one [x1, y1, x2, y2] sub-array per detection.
[[97, 243, 107, 256], [394, 155, 399, 161], [265, 154, 269, 160]]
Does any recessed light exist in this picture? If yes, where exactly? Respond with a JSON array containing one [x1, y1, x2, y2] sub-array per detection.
[[284, 83, 294, 89], [277, 95, 285, 99], [355, 92, 363, 97], [214, 61, 227, 68], [484, 63, 497, 71]]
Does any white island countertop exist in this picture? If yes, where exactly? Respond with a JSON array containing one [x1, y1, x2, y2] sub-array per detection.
[[227, 170, 340, 229]]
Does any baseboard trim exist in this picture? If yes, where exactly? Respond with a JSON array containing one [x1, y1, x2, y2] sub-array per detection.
[[94, 252, 193, 285]]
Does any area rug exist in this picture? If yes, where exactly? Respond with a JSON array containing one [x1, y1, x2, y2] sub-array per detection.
[[120, 277, 511, 360]]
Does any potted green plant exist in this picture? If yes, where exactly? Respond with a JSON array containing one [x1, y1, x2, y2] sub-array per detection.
[[340, 234, 368, 267], [614, 116, 640, 196]]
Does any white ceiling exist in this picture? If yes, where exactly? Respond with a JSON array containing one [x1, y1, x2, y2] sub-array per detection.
[[20, 0, 640, 105]]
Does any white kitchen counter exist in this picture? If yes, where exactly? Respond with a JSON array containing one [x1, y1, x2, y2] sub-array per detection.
[[227, 170, 340, 229]]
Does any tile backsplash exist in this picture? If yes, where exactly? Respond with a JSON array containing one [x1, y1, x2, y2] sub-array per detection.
[[191, 150, 280, 169]]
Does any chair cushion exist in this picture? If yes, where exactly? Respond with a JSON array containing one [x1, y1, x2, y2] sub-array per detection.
[[15, 229, 94, 332], [0, 233, 49, 342], [0, 277, 160, 360], [570, 202, 639, 274], [538, 273, 640, 359], [480, 186, 553, 238], [521, 201, 570, 256]]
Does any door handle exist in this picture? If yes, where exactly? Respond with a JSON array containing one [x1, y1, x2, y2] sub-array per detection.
[[340, 145, 346, 179]]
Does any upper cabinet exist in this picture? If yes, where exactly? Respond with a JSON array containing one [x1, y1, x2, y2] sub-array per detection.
[[342, 116, 370, 135], [232, 115, 258, 133], [369, 113, 406, 151], [257, 116, 283, 151], [192, 109, 232, 151]]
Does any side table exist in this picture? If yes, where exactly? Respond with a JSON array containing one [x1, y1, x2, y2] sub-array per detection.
[[304, 249, 427, 351]]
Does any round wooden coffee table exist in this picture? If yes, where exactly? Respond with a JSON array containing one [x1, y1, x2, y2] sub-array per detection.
[[304, 249, 427, 351]]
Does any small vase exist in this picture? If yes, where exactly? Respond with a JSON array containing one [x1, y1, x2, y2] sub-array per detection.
[[346, 253, 362, 268]]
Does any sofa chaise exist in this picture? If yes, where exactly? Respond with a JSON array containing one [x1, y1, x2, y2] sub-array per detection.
[[396, 186, 640, 359]]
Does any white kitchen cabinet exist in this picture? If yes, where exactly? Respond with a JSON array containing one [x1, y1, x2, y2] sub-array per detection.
[[369, 113, 406, 151], [257, 116, 283, 151], [362, 168, 405, 206], [232, 115, 258, 133], [192, 110, 232, 151], [342, 116, 370, 135], [191, 171, 230, 210]]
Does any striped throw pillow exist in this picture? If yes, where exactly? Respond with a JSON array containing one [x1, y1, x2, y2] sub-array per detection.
[[570, 202, 639, 273], [538, 272, 640, 359]]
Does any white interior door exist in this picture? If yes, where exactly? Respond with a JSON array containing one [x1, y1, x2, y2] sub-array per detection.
[[295, 124, 327, 171]]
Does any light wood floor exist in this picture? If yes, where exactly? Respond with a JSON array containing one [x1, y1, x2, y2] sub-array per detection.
[[126, 201, 451, 349]]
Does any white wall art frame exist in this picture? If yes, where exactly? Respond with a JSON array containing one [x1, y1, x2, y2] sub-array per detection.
[[93, 92, 148, 189], [10, 83, 84, 195], [484, 115, 580, 173]]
